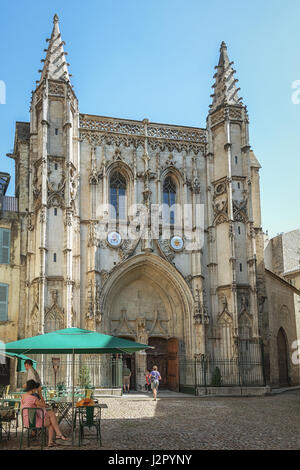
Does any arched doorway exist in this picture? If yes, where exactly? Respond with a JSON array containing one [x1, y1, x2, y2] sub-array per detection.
[[277, 328, 289, 386], [101, 253, 194, 390], [147, 338, 168, 389], [0, 357, 10, 386], [146, 337, 179, 391]]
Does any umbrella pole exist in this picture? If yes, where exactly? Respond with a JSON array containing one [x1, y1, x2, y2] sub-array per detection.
[[72, 350, 75, 446]]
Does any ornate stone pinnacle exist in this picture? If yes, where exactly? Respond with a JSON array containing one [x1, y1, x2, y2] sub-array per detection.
[[53, 13, 59, 23], [210, 42, 243, 112]]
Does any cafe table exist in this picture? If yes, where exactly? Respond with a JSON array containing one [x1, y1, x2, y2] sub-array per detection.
[[48, 395, 84, 433], [0, 398, 21, 406]]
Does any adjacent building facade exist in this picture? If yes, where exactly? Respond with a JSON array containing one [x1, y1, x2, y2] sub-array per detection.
[[1, 15, 299, 391], [264, 230, 300, 386], [0, 173, 20, 388]]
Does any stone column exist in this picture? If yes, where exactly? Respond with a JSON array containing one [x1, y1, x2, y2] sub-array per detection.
[[135, 319, 149, 390], [135, 351, 147, 391]]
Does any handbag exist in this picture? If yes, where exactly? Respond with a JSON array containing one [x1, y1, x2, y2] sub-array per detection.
[[76, 398, 95, 407]]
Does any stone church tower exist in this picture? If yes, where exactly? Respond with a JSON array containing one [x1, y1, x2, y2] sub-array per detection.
[[9, 15, 270, 390], [19, 14, 81, 338], [206, 42, 261, 359]]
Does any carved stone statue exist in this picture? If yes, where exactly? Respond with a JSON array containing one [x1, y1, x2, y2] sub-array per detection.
[[136, 317, 149, 344], [221, 295, 228, 313]]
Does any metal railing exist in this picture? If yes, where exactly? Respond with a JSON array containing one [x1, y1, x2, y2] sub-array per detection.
[[25, 354, 123, 389], [179, 341, 266, 393]]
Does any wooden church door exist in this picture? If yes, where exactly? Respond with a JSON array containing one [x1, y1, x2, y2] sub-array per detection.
[[167, 338, 179, 392], [277, 328, 289, 386]]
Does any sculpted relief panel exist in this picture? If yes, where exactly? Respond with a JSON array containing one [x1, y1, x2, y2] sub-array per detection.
[[110, 280, 170, 339]]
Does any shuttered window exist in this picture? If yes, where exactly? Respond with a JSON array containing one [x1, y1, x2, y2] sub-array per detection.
[[0, 283, 8, 321], [0, 228, 10, 264]]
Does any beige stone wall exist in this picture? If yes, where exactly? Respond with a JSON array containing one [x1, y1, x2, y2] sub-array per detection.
[[0, 213, 21, 344], [282, 230, 300, 272], [283, 271, 300, 358], [264, 237, 273, 271], [250, 152, 262, 230], [264, 271, 300, 386]]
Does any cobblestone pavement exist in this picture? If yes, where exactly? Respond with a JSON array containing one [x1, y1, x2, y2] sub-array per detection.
[[1, 390, 299, 450]]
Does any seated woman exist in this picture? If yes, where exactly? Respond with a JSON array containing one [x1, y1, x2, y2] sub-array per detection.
[[21, 380, 68, 447]]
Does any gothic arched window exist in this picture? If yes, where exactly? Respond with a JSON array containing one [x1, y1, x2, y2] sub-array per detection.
[[219, 316, 233, 359], [109, 171, 127, 220], [163, 176, 176, 225], [44, 308, 64, 333]]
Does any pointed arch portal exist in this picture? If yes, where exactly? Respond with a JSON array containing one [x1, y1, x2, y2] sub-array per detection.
[[101, 253, 194, 390], [277, 328, 289, 386]]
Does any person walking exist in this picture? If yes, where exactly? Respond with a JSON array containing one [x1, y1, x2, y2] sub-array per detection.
[[150, 365, 161, 401], [123, 364, 131, 393]]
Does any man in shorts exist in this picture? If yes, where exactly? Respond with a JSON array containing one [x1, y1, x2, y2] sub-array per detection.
[[123, 365, 131, 393]]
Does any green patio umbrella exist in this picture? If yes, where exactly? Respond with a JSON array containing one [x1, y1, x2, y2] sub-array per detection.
[[4, 327, 150, 354], [4, 327, 152, 444], [0, 351, 37, 376], [0, 352, 37, 372]]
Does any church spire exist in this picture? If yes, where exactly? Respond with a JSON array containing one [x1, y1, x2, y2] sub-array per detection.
[[38, 14, 71, 84], [209, 41, 243, 112]]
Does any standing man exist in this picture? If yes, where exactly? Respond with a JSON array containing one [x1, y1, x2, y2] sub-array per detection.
[[123, 364, 131, 394], [23, 359, 41, 392]]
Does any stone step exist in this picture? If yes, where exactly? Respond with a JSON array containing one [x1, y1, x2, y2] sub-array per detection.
[[94, 388, 122, 397], [270, 385, 300, 395]]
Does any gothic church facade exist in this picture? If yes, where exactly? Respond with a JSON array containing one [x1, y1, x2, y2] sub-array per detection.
[[3, 15, 299, 390]]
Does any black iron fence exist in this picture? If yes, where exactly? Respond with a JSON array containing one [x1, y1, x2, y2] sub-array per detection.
[[179, 341, 266, 394], [18, 354, 123, 389], [17, 342, 266, 393]]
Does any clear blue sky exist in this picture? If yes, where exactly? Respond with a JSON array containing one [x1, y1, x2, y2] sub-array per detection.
[[0, 0, 299, 238]]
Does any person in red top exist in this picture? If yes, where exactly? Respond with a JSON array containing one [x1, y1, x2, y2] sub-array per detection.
[[144, 370, 151, 392]]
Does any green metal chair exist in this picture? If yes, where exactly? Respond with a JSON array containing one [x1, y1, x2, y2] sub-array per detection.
[[41, 386, 49, 401], [56, 384, 66, 396], [0, 407, 16, 440], [6, 400, 20, 437], [20, 407, 47, 450], [77, 405, 102, 447], [13, 401, 21, 437]]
